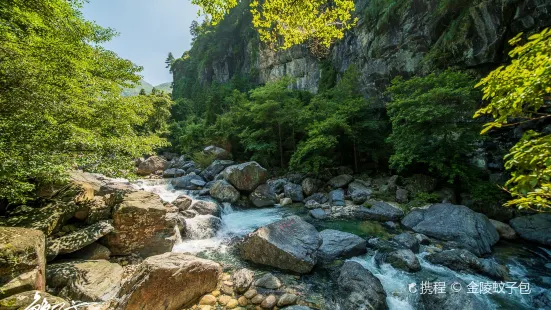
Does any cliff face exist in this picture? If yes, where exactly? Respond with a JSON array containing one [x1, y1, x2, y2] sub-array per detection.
[[172, 0, 550, 96]]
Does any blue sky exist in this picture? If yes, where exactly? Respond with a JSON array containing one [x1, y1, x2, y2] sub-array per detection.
[[82, 0, 199, 86]]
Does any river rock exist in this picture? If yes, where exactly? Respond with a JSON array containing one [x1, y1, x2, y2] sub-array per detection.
[[348, 180, 373, 204], [82, 197, 112, 225], [384, 249, 421, 272], [232, 268, 254, 293], [267, 178, 288, 194], [393, 233, 420, 253], [310, 208, 328, 220], [335, 261, 387, 310], [404, 174, 437, 195], [255, 273, 281, 289], [101, 191, 176, 257], [0, 227, 45, 299], [318, 229, 367, 262], [328, 174, 354, 188], [250, 184, 277, 207], [116, 253, 221, 310], [261, 294, 277, 308], [185, 215, 222, 239], [209, 180, 239, 203], [0, 291, 69, 309], [329, 189, 345, 206], [188, 200, 221, 217], [304, 192, 329, 204], [46, 220, 114, 261], [284, 183, 304, 202], [46, 260, 123, 302], [137, 156, 168, 175], [425, 249, 509, 280], [489, 219, 517, 240], [222, 162, 267, 192], [421, 277, 485, 310], [163, 168, 186, 178], [173, 195, 193, 211], [282, 307, 313, 310], [396, 188, 409, 203], [280, 197, 293, 206], [200, 160, 235, 181], [401, 203, 499, 256], [277, 293, 298, 307], [356, 201, 404, 221], [509, 213, 551, 246], [203, 145, 231, 160], [302, 178, 321, 196], [63, 242, 111, 260], [1, 201, 80, 236], [240, 216, 321, 273], [171, 174, 207, 190]]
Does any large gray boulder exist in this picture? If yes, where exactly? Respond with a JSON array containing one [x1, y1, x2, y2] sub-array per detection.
[[425, 249, 509, 280], [267, 178, 288, 194], [222, 162, 267, 192], [200, 160, 235, 181], [184, 215, 222, 239], [509, 213, 551, 246], [250, 184, 277, 207], [232, 268, 254, 293], [137, 156, 168, 175], [302, 178, 322, 196], [240, 216, 321, 273], [401, 203, 499, 256], [329, 189, 345, 206], [187, 200, 221, 217], [116, 253, 221, 310], [284, 183, 304, 202], [203, 145, 231, 160], [46, 220, 114, 261], [356, 201, 404, 221], [335, 261, 388, 310], [382, 249, 421, 272], [304, 192, 329, 204], [46, 260, 123, 302], [421, 277, 486, 310], [209, 180, 240, 203], [0, 227, 45, 299], [163, 168, 186, 178], [318, 229, 367, 262], [328, 174, 354, 188], [348, 180, 373, 204], [171, 174, 206, 190]]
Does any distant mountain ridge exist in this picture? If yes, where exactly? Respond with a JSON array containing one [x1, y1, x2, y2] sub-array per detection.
[[122, 80, 172, 97]]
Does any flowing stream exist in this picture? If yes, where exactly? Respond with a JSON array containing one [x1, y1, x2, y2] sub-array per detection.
[[132, 178, 551, 310]]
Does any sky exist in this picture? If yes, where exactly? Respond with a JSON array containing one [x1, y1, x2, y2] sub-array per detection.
[[82, 0, 199, 86]]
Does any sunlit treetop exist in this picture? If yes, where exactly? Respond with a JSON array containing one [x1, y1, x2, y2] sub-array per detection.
[[192, 0, 357, 52]]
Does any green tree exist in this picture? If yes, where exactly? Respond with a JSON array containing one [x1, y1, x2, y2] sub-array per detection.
[[139, 88, 147, 96], [386, 70, 482, 182], [0, 0, 168, 202], [166, 52, 175, 73], [474, 28, 551, 211]]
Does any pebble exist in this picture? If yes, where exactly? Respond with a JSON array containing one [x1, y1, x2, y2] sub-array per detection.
[[226, 299, 239, 309], [251, 294, 265, 304], [238, 296, 248, 306], [211, 290, 221, 297], [277, 293, 298, 307], [244, 289, 257, 299], [218, 295, 232, 305], [199, 295, 217, 306], [260, 294, 277, 309]]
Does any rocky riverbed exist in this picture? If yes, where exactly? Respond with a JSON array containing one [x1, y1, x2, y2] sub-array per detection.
[[1, 148, 551, 310]]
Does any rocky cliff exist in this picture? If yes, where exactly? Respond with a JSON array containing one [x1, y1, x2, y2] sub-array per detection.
[[172, 0, 550, 96]]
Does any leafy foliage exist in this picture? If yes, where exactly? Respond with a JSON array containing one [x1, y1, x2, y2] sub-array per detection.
[[193, 0, 357, 51], [474, 28, 551, 212], [0, 0, 170, 202], [386, 70, 482, 182]]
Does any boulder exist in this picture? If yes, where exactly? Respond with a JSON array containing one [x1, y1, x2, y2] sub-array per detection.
[[250, 184, 277, 207], [261, 295, 277, 309], [267, 178, 288, 194], [425, 249, 509, 280], [185, 215, 222, 239], [509, 213, 551, 246], [222, 162, 267, 192], [0, 227, 45, 299], [46, 260, 123, 302], [489, 219, 517, 240], [304, 192, 329, 204], [46, 220, 114, 261], [171, 174, 207, 190], [0, 291, 69, 309], [210, 180, 240, 203], [404, 174, 437, 195], [277, 293, 298, 307], [163, 168, 186, 178], [81, 196, 112, 225], [280, 198, 293, 206], [284, 183, 304, 202], [302, 178, 321, 197], [232, 268, 254, 293], [356, 201, 404, 221], [200, 160, 235, 181], [63, 242, 111, 260], [101, 191, 176, 257], [383, 249, 421, 272], [188, 200, 221, 217], [310, 208, 328, 220], [421, 277, 485, 310], [1, 201, 80, 236], [240, 216, 321, 273], [401, 203, 499, 256], [335, 261, 387, 310], [137, 156, 168, 175], [348, 181, 373, 204], [392, 233, 420, 253], [116, 253, 221, 310], [329, 189, 345, 206], [395, 188, 409, 203], [318, 229, 367, 262], [328, 174, 354, 188], [254, 273, 281, 289], [172, 195, 193, 211], [203, 145, 231, 160]]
